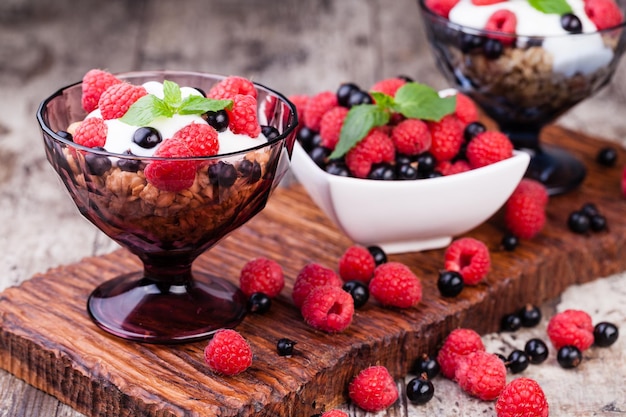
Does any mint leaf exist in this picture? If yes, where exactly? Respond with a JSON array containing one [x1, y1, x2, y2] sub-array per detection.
[[529, 0, 572, 14], [370, 92, 396, 109], [329, 104, 390, 159], [162, 80, 182, 108], [394, 83, 456, 121], [120, 95, 172, 126], [178, 96, 233, 115]]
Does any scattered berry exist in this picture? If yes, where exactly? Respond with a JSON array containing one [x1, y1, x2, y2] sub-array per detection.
[[301, 285, 354, 333], [455, 351, 507, 401], [524, 338, 549, 364], [506, 349, 530, 374], [594, 322, 619, 347], [204, 329, 253, 375], [568, 210, 591, 234], [437, 270, 464, 297], [338, 245, 376, 283], [277, 338, 297, 356], [495, 378, 549, 417], [207, 75, 257, 100], [437, 328, 485, 379], [98, 82, 148, 120], [81, 69, 122, 113], [557, 345, 582, 369], [228, 94, 261, 137], [319, 106, 349, 150], [584, 0, 624, 30], [590, 213, 607, 232], [342, 280, 370, 308], [547, 309, 594, 351], [304, 91, 338, 131], [406, 376, 435, 404], [348, 365, 399, 412], [466, 131, 513, 168], [519, 304, 542, 327], [427, 114, 464, 162], [501, 313, 522, 332], [504, 179, 548, 239], [425, 0, 461, 18], [501, 233, 519, 251], [247, 292, 272, 314], [73, 117, 108, 149], [239, 257, 284, 298], [345, 128, 395, 178], [367, 246, 388, 266], [391, 118, 432, 156], [443, 237, 491, 285], [596, 146, 618, 166], [412, 354, 440, 380], [320, 410, 348, 417], [369, 262, 422, 308], [292, 263, 342, 308]]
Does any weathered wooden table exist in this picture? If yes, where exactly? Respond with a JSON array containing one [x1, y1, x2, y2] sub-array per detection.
[[1, 0, 626, 416]]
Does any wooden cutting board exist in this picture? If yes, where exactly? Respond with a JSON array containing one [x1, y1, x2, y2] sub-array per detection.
[[1, 126, 626, 417]]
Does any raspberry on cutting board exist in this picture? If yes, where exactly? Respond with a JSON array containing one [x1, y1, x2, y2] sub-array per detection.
[[292, 263, 343, 308], [239, 257, 285, 298], [300, 285, 354, 333], [338, 245, 376, 283], [348, 365, 399, 412], [546, 309, 595, 351], [437, 328, 485, 379], [454, 350, 507, 401], [368, 262, 422, 308], [495, 377, 550, 417], [444, 237, 491, 285], [203, 329, 253, 376]]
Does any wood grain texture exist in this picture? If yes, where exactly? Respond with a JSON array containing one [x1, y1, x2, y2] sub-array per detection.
[[1, 127, 626, 416]]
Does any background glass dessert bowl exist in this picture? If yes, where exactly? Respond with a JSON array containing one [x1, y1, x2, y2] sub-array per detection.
[[37, 71, 298, 344], [418, 0, 626, 194]]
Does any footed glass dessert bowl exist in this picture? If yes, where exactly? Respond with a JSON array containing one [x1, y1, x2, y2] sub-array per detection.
[[418, 0, 626, 194], [37, 71, 298, 344]]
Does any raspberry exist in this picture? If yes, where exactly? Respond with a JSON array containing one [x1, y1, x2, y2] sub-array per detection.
[[203, 329, 253, 376], [504, 179, 548, 239], [454, 93, 479, 126], [436, 159, 471, 176], [239, 257, 284, 298], [345, 128, 395, 178], [369, 77, 406, 97], [368, 262, 422, 308], [171, 122, 219, 156], [455, 350, 506, 401], [466, 131, 514, 169], [391, 118, 432, 156], [444, 237, 491, 285], [585, 0, 624, 30], [144, 137, 197, 192], [288, 94, 310, 128], [338, 245, 376, 283], [427, 114, 464, 162], [228, 94, 261, 138], [207, 75, 257, 100], [321, 410, 348, 417], [73, 117, 107, 148], [81, 69, 122, 113], [348, 365, 399, 412], [319, 106, 349, 150], [485, 10, 517, 45], [437, 328, 485, 379], [301, 285, 354, 333], [304, 91, 338, 131], [495, 378, 549, 417], [546, 309, 594, 351], [98, 82, 148, 120], [425, 0, 460, 18], [292, 263, 342, 308]]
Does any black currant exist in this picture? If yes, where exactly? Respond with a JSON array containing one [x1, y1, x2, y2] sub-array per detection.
[[483, 38, 504, 59], [459, 33, 485, 53], [193, 86, 206, 96], [209, 161, 237, 187], [501, 233, 519, 251], [205, 110, 229, 132], [416, 152, 436, 174], [247, 292, 272, 314], [368, 163, 396, 180], [412, 354, 440, 379], [309, 146, 330, 168], [261, 125, 280, 140], [56, 130, 73, 141], [297, 127, 320, 152], [276, 338, 297, 356], [132, 126, 162, 148], [568, 210, 591, 234], [238, 159, 262, 183], [337, 82, 361, 107], [580, 202, 599, 217], [463, 121, 487, 142], [437, 270, 464, 297], [590, 214, 607, 232], [519, 304, 542, 327], [85, 147, 112, 176], [117, 149, 142, 173], [506, 349, 530, 374], [596, 147, 618, 166], [561, 13, 583, 33], [398, 74, 414, 82], [406, 376, 435, 404], [325, 160, 350, 177], [594, 322, 619, 347], [426, 170, 444, 178], [396, 153, 414, 165], [367, 246, 387, 266], [397, 163, 418, 180], [342, 280, 370, 308], [557, 345, 582, 369], [501, 313, 522, 332], [347, 90, 374, 107], [524, 338, 549, 364]]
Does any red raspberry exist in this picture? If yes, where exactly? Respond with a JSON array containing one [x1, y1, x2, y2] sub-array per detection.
[[345, 128, 395, 178], [207, 75, 257, 100], [427, 114, 464, 162], [81, 69, 122, 113], [495, 377, 550, 417], [425, 0, 460, 18], [144, 137, 197, 192], [239, 257, 284, 298], [546, 309, 594, 351], [304, 91, 338, 131], [227, 94, 261, 138], [172, 122, 219, 156], [455, 351, 507, 401], [203, 329, 253, 376], [319, 106, 349, 150], [98, 82, 148, 120], [321, 410, 348, 417], [504, 179, 548, 239], [485, 10, 517, 45], [288, 94, 310, 128], [301, 285, 354, 333], [454, 93, 479, 126], [391, 118, 432, 156], [444, 237, 490, 285], [348, 366, 399, 412], [338, 245, 376, 283], [73, 117, 107, 149], [292, 263, 342, 308], [368, 262, 422, 308], [436, 159, 471, 176], [437, 328, 485, 379], [585, 0, 624, 30], [370, 77, 406, 97], [466, 131, 514, 169]]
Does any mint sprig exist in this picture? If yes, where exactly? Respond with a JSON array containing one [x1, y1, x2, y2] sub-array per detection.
[[529, 0, 572, 14], [329, 82, 456, 159], [120, 80, 232, 126]]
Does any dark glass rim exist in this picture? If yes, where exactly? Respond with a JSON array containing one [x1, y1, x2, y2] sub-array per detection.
[[36, 70, 299, 161]]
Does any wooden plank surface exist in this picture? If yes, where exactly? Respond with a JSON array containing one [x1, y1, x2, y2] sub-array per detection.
[[1, 127, 626, 416]]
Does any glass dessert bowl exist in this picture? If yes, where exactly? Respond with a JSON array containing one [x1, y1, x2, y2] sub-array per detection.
[[37, 70, 298, 344], [418, 0, 626, 194]]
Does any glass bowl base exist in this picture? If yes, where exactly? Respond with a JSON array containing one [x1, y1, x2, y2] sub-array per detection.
[[87, 271, 247, 344], [524, 144, 587, 196]]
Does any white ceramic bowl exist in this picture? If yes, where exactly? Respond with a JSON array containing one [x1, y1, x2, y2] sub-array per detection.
[[290, 142, 530, 254]]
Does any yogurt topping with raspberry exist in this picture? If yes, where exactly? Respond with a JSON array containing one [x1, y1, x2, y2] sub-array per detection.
[[447, 0, 616, 76]]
